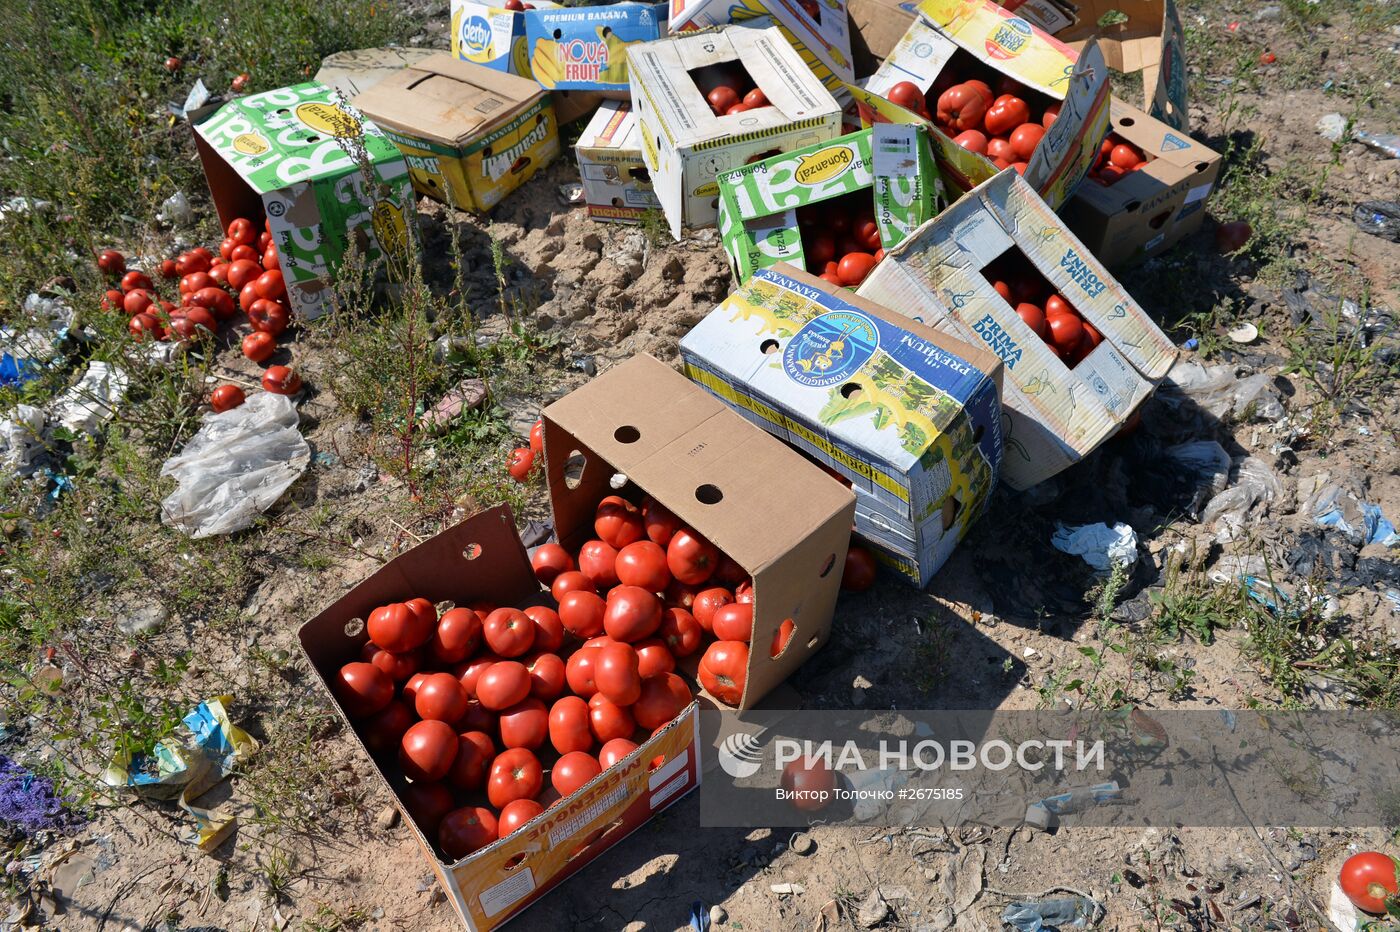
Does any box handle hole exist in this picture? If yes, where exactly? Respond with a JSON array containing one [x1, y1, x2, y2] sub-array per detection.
[[759, 339, 780, 354], [503, 852, 527, 871], [839, 383, 862, 400], [769, 618, 796, 659], [819, 552, 835, 578], [306, 135, 321, 144], [940, 496, 962, 531], [564, 451, 587, 490], [695, 484, 723, 504], [1125, 200, 1141, 212], [1118, 116, 1135, 127], [344, 617, 365, 638], [973, 425, 984, 443], [614, 425, 641, 444], [1194, 161, 1210, 173], [463, 543, 483, 561]]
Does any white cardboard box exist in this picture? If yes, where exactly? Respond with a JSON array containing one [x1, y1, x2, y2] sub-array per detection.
[[575, 101, 662, 223]]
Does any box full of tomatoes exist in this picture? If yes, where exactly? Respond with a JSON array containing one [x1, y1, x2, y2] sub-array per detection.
[[541, 353, 857, 707], [716, 124, 943, 285], [190, 82, 415, 321], [856, 169, 1178, 490], [300, 504, 706, 931], [679, 264, 1003, 587], [852, 0, 1110, 211], [1058, 97, 1221, 268], [628, 23, 845, 240]]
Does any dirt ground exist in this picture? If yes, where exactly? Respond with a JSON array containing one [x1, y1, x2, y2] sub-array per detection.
[[7, 1, 1400, 931]]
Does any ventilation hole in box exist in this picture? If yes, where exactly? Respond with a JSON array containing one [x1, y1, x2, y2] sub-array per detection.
[[427, 177, 440, 189], [628, 166, 651, 183], [1194, 161, 1210, 173], [611, 196, 624, 208], [614, 425, 641, 444], [649, 753, 666, 772], [819, 552, 835, 578], [511, 156, 531, 175], [806, 633, 820, 650], [1149, 210, 1172, 230], [306, 135, 321, 144], [275, 108, 291, 116], [1118, 116, 1136, 127], [437, 600, 457, 613], [770, 618, 796, 659], [1125, 200, 1142, 212], [839, 382, 863, 400], [759, 338, 780, 354], [973, 425, 984, 443], [502, 852, 527, 871], [462, 543, 483, 561], [941, 496, 963, 531], [711, 198, 719, 211], [552, 27, 563, 38], [695, 483, 724, 505], [564, 451, 587, 490], [344, 617, 365, 638]]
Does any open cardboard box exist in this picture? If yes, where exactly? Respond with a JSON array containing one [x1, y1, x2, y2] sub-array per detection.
[[1051, 0, 1188, 131], [1060, 96, 1221, 267], [679, 265, 1004, 587], [575, 101, 662, 223], [541, 353, 856, 704], [854, 0, 1110, 211], [856, 168, 1177, 489], [352, 54, 560, 212], [299, 505, 702, 931]]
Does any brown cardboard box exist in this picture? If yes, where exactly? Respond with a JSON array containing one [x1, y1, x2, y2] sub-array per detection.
[[1059, 97, 1221, 268], [542, 354, 856, 708], [299, 505, 701, 931], [846, 0, 918, 73], [1050, 0, 1188, 130]]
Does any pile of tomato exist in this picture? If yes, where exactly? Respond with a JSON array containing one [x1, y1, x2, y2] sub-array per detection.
[[982, 251, 1103, 367], [1088, 134, 1148, 186], [884, 67, 1059, 174], [791, 190, 885, 289], [96, 216, 302, 405], [691, 64, 772, 118]]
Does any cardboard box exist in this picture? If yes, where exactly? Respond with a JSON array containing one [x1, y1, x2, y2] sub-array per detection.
[[846, 0, 918, 71], [1059, 97, 1221, 267], [190, 83, 414, 321], [628, 23, 844, 239], [1051, 0, 1188, 131], [524, 2, 668, 94], [679, 265, 1003, 587], [352, 54, 560, 212], [450, 0, 557, 76], [542, 353, 856, 702], [856, 169, 1177, 489], [668, 0, 856, 100], [299, 505, 702, 932], [715, 124, 942, 282], [854, 0, 1110, 211], [575, 101, 663, 223], [1003, 0, 1076, 33]]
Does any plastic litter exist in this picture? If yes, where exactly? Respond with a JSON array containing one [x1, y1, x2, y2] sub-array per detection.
[[1024, 781, 1121, 830], [51, 361, 128, 436], [1227, 322, 1258, 344], [1304, 480, 1400, 547], [1353, 201, 1400, 242], [157, 190, 194, 226], [1, 293, 74, 383], [0, 196, 52, 220], [0, 405, 45, 472], [160, 393, 310, 538], [1051, 523, 1139, 572], [1317, 112, 1400, 158], [1200, 457, 1282, 542], [1160, 362, 1283, 421], [1002, 895, 1104, 931], [688, 901, 711, 932], [1165, 440, 1231, 497]]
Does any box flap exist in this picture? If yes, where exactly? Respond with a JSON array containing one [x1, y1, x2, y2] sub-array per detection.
[[1050, 0, 1188, 130], [578, 100, 638, 152]]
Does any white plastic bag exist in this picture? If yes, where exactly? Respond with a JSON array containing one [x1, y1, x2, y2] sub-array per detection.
[[1201, 457, 1282, 542], [1051, 522, 1139, 573], [160, 393, 310, 538], [0, 404, 46, 471], [51, 361, 128, 435], [1162, 362, 1283, 421]]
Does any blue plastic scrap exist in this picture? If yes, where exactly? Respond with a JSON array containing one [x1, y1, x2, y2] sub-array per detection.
[[689, 900, 710, 932], [1315, 500, 1399, 546], [1, 352, 39, 387], [1002, 896, 1103, 931]]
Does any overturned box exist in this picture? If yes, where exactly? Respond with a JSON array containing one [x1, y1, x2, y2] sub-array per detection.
[[300, 505, 701, 931], [629, 23, 844, 239], [680, 265, 1004, 587], [191, 82, 414, 320], [524, 2, 668, 94], [716, 124, 942, 282], [857, 169, 1177, 489], [1060, 97, 1221, 267], [542, 353, 856, 702], [352, 53, 559, 212], [576, 101, 662, 222]]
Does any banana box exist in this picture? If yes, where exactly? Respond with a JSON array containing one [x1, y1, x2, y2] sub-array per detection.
[[523, 2, 668, 94], [352, 54, 559, 212], [716, 124, 942, 283], [668, 0, 855, 101], [856, 169, 1178, 490], [450, 0, 559, 77], [679, 263, 1004, 587], [576, 101, 662, 223], [629, 23, 844, 240], [854, 0, 1110, 211], [190, 82, 414, 321]]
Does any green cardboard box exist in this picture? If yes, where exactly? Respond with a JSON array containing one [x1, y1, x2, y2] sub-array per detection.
[[192, 83, 416, 320]]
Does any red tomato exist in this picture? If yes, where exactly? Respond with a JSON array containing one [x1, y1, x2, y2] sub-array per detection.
[[805, 234, 837, 270], [401, 781, 455, 834], [552, 750, 601, 797], [559, 590, 606, 639], [440, 806, 498, 859], [595, 496, 645, 548], [662, 579, 699, 611], [641, 498, 682, 547], [698, 641, 749, 706], [230, 243, 260, 263], [368, 601, 433, 653], [604, 586, 662, 642], [1041, 102, 1060, 128], [781, 756, 835, 811], [819, 272, 844, 287], [334, 661, 393, 717], [487, 748, 543, 809], [836, 252, 877, 287], [477, 661, 531, 710], [616, 540, 671, 591], [507, 447, 535, 483], [483, 608, 535, 658], [235, 280, 258, 312], [120, 270, 153, 293], [219, 238, 236, 261], [1009, 123, 1045, 161], [658, 607, 702, 657], [531, 544, 575, 585], [1215, 220, 1252, 254], [498, 799, 544, 838], [529, 417, 543, 454], [953, 130, 987, 154], [594, 642, 642, 705], [587, 692, 635, 743], [449, 730, 496, 790], [634, 638, 676, 677], [1109, 143, 1143, 170], [744, 88, 768, 108], [225, 258, 261, 291], [362, 643, 422, 681], [524, 606, 564, 654], [1097, 164, 1126, 185], [241, 331, 276, 363], [498, 697, 548, 750], [598, 738, 638, 769], [248, 299, 289, 335], [227, 217, 257, 246], [578, 540, 621, 590], [1047, 312, 1084, 352], [209, 384, 245, 413], [887, 81, 929, 117], [400, 720, 459, 782], [1045, 294, 1073, 318], [181, 307, 218, 338], [724, 102, 749, 116], [692, 587, 734, 632], [524, 651, 566, 701], [711, 603, 754, 642], [254, 269, 285, 300], [428, 607, 482, 665], [565, 647, 600, 698], [1015, 302, 1048, 338], [360, 699, 415, 756], [840, 545, 877, 591], [1338, 851, 1399, 914], [97, 249, 126, 275], [127, 313, 162, 341], [551, 571, 595, 602], [986, 136, 1015, 162], [665, 528, 718, 586], [853, 214, 881, 252], [936, 83, 989, 132], [1082, 321, 1103, 349], [458, 699, 496, 734], [1011, 161, 1029, 174], [402, 671, 430, 706], [984, 94, 1030, 136], [455, 656, 498, 698], [735, 580, 755, 604], [768, 618, 796, 657], [415, 672, 469, 724], [263, 244, 279, 269], [633, 672, 690, 730], [549, 696, 593, 754], [100, 289, 124, 311], [188, 287, 234, 321], [122, 289, 154, 317], [1096, 136, 1115, 167], [707, 86, 740, 114], [173, 253, 205, 276]]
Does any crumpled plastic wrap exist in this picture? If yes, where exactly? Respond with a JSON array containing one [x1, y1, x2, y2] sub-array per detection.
[[0, 405, 46, 472], [160, 393, 310, 538], [51, 361, 129, 436], [1051, 522, 1139, 572], [1161, 362, 1283, 421], [1201, 457, 1283, 542]]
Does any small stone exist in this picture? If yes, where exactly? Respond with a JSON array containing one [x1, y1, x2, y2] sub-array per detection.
[[117, 604, 168, 637], [770, 882, 805, 895], [582, 232, 603, 251], [376, 805, 400, 830], [790, 832, 815, 855], [857, 888, 890, 927], [709, 905, 728, 925], [662, 256, 685, 282]]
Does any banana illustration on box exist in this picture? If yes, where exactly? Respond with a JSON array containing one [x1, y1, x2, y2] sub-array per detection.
[[597, 27, 634, 85], [530, 37, 562, 87], [523, 3, 667, 92]]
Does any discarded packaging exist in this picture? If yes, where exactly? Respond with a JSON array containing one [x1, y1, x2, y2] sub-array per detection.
[[1160, 362, 1283, 422], [160, 393, 311, 538], [1002, 894, 1104, 931], [314, 46, 440, 98], [1050, 523, 1138, 572], [1200, 457, 1281, 543], [575, 101, 662, 222], [51, 362, 128, 437], [1352, 200, 1400, 242], [1052, 0, 1189, 130], [1317, 112, 1400, 159], [1024, 780, 1121, 830], [525, 2, 668, 93], [1306, 482, 1400, 548], [0, 405, 45, 472], [451, 0, 551, 76]]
